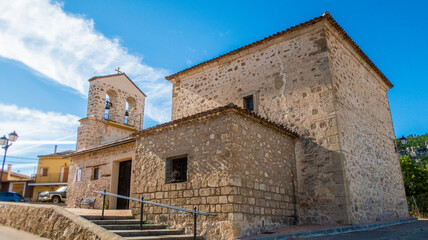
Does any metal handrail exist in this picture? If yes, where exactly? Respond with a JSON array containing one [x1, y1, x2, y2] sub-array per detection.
[[93, 190, 216, 239]]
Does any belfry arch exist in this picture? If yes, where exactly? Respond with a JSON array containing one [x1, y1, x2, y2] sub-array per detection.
[[76, 73, 146, 151], [125, 97, 137, 126], [105, 90, 118, 121]]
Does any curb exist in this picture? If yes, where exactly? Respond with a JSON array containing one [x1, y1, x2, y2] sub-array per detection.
[[237, 217, 418, 240]]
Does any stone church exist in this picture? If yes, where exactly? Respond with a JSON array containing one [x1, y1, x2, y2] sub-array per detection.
[[66, 13, 408, 239]]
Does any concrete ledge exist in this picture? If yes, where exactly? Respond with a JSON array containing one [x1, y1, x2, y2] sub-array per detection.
[[0, 202, 123, 240], [237, 217, 418, 240]]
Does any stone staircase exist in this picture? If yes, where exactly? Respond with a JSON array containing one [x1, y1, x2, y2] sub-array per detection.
[[83, 215, 203, 240]]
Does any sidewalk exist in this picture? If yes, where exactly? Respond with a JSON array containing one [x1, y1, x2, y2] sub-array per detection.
[[237, 217, 418, 239], [0, 225, 48, 240]]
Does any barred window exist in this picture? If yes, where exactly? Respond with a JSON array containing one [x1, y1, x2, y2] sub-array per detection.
[[166, 156, 187, 184]]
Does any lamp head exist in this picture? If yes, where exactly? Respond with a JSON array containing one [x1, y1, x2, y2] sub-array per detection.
[[0, 136, 7, 146], [8, 131, 18, 142], [400, 136, 407, 145]]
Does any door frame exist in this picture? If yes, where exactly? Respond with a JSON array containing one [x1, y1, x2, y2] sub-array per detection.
[[110, 158, 133, 209]]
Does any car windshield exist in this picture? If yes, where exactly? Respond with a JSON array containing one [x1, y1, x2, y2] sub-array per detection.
[[56, 186, 67, 192]]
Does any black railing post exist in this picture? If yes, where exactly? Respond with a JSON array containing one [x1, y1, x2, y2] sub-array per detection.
[[193, 206, 197, 240], [140, 196, 144, 230], [101, 189, 106, 220]]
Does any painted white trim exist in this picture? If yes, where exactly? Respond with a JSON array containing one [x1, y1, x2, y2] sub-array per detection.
[[23, 182, 26, 197], [60, 166, 64, 183]]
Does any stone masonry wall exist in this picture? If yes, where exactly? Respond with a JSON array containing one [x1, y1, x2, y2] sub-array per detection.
[[67, 141, 136, 209], [230, 114, 297, 236], [0, 202, 122, 240], [325, 25, 408, 223], [87, 76, 145, 128], [77, 117, 136, 151], [131, 111, 297, 239], [131, 113, 236, 239], [77, 74, 145, 151], [169, 22, 349, 224]]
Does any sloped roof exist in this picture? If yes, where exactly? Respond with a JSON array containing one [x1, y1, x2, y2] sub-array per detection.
[[133, 103, 299, 138], [89, 73, 147, 97], [165, 12, 393, 88], [38, 150, 75, 158], [66, 104, 298, 157], [64, 137, 135, 157], [0, 170, 32, 180]]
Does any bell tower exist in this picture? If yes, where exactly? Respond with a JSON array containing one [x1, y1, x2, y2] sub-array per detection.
[[76, 73, 146, 151]]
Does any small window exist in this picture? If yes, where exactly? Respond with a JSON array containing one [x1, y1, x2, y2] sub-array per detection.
[[243, 95, 254, 111], [92, 167, 99, 180], [166, 156, 187, 184], [40, 167, 48, 176]]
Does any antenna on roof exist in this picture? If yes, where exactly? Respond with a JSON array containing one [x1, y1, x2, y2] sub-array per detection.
[[115, 67, 122, 74]]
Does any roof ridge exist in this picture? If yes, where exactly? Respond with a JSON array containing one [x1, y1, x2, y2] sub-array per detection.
[[132, 103, 298, 138], [88, 73, 147, 97]]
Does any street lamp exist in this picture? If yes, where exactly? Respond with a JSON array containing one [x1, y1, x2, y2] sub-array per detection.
[[0, 131, 19, 191], [400, 136, 407, 145]]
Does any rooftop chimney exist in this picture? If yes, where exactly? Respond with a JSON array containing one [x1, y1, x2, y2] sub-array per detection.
[[54, 145, 58, 154], [7, 164, 12, 173]]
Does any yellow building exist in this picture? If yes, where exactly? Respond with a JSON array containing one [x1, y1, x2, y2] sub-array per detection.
[[29, 150, 74, 201]]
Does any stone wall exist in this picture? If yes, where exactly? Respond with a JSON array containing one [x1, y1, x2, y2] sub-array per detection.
[[77, 117, 137, 151], [325, 25, 408, 223], [67, 141, 136, 209], [77, 74, 145, 151], [230, 114, 297, 236], [131, 110, 297, 239], [0, 202, 122, 240], [168, 22, 349, 224]]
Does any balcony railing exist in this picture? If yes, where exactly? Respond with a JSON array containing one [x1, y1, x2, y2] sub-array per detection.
[[34, 173, 68, 183]]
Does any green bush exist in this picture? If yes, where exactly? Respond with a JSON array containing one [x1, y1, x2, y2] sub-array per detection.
[[401, 155, 428, 217]]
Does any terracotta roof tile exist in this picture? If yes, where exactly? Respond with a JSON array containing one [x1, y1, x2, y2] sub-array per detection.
[[133, 103, 299, 138], [165, 12, 393, 88], [38, 150, 75, 158], [64, 137, 135, 158]]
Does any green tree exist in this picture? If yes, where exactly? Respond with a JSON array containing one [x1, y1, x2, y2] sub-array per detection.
[[400, 155, 428, 196]]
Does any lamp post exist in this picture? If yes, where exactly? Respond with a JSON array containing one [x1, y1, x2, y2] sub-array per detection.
[[0, 131, 19, 191], [400, 136, 407, 145]]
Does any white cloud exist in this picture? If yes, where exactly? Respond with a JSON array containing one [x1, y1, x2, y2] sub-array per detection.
[[0, 103, 80, 156], [0, 0, 171, 123]]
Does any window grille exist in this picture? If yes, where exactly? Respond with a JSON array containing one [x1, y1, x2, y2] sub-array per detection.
[[166, 156, 187, 184]]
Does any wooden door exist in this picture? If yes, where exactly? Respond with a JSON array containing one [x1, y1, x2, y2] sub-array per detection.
[[62, 167, 69, 182], [117, 160, 132, 209]]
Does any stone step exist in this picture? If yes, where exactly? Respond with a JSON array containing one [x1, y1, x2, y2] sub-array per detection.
[[112, 229, 184, 237], [100, 224, 166, 230], [83, 215, 135, 220], [124, 235, 203, 240], [91, 219, 144, 225]]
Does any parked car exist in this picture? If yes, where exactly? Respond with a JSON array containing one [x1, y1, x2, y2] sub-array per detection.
[[0, 192, 25, 202], [38, 186, 67, 203]]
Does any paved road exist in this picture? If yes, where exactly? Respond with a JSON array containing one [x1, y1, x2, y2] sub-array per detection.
[[306, 220, 428, 240], [0, 225, 48, 240]]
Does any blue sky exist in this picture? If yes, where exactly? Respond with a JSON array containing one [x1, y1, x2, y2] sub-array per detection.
[[0, 0, 427, 175]]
